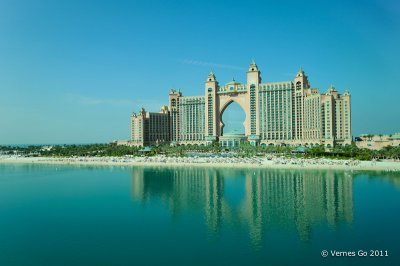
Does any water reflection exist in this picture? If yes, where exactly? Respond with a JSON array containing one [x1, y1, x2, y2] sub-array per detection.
[[131, 168, 354, 247]]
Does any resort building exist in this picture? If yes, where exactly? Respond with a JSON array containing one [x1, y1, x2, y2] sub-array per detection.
[[219, 131, 247, 148], [130, 106, 170, 147], [355, 133, 400, 150], [130, 61, 352, 147]]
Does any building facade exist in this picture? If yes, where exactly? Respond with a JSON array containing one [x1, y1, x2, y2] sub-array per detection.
[[130, 106, 170, 147], [130, 61, 352, 147]]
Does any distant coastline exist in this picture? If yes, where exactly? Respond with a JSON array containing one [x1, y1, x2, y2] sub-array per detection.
[[1, 155, 399, 172]]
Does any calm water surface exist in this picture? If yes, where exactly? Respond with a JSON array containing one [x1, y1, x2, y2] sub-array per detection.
[[0, 164, 399, 265]]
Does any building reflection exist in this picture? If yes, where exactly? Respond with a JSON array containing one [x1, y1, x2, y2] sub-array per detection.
[[131, 167, 353, 247]]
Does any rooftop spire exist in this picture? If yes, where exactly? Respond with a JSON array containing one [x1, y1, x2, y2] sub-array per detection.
[[296, 67, 305, 78], [207, 70, 216, 82], [248, 59, 259, 72]]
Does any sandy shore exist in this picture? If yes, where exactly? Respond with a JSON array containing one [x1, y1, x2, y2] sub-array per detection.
[[1, 155, 399, 171]]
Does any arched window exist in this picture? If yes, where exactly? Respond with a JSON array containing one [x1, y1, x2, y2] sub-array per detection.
[[296, 81, 302, 90]]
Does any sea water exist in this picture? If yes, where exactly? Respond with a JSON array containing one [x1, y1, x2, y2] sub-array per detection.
[[0, 164, 399, 265]]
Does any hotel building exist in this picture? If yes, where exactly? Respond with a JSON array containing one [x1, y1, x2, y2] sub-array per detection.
[[131, 61, 351, 147], [130, 106, 170, 147]]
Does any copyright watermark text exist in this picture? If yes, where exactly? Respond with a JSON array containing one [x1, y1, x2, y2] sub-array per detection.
[[321, 250, 389, 258]]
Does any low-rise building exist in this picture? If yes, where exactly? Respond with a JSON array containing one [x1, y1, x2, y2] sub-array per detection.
[[355, 133, 400, 150], [219, 131, 247, 148]]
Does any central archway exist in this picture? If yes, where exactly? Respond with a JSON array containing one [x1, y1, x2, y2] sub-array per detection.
[[220, 101, 246, 136], [218, 93, 250, 137]]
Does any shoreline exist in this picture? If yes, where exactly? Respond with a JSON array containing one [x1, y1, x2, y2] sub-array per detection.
[[1, 156, 399, 172]]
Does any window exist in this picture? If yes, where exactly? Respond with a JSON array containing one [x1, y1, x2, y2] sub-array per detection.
[[296, 81, 301, 90]]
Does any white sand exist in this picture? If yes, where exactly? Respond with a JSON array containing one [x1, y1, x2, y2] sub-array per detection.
[[0, 155, 399, 171]]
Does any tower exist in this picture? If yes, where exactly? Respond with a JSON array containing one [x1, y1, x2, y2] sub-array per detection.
[[246, 59, 261, 85], [294, 67, 310, 90], [205, 71, 218, 144], [341, 90, 351, 144], [293, 67, 310, 141], [169, 89, 182, 142], [247, 60, 261, 145]]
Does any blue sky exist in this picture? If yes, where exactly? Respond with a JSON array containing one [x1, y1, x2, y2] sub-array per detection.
[[0, 0, 399, 144]]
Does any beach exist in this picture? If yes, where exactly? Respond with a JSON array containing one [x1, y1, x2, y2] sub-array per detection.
[[0, 155, 399, 171]]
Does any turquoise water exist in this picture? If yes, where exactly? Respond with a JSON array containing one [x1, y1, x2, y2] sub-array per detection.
[[1, 164, 399, 266]]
